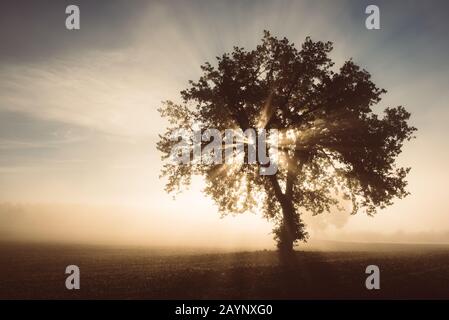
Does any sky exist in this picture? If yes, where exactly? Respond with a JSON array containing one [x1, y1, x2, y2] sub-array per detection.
[[0, 0, 449, 248]]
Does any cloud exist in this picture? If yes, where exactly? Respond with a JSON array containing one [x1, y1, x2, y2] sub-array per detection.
[[0, 52, 168, 137]]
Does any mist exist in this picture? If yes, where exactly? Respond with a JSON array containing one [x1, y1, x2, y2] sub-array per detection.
[[2, 203, 448, 250]]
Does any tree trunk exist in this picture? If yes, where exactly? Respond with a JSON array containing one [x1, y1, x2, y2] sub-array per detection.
[[277, 197, 296, 254], [268, 175, 297, 254]]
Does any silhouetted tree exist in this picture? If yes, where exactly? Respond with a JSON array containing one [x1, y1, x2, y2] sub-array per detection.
[[157, 31, 416, 253]]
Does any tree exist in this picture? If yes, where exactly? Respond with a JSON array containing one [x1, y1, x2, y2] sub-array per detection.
[[157, 31, 416, 253]]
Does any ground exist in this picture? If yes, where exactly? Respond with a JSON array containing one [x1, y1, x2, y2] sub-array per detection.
[[1, 241, 448, 299]]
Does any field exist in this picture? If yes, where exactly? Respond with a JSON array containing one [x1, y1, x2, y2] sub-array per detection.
[[1, 241, 448, 299]]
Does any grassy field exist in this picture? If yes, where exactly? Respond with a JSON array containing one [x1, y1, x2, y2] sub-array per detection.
[[1, 241, 448, 299]]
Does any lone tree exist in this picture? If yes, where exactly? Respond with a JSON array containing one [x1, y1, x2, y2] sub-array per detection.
[[157, 31, 416, 253]]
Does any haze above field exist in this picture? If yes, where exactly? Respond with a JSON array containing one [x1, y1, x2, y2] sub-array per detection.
[[1, 0, 449, 248], [2, 203, 449, 249]]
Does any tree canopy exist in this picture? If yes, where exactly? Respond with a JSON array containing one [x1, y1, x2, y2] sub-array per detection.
[[157, 31, 416, 251]]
